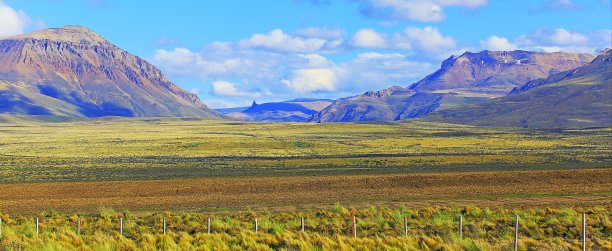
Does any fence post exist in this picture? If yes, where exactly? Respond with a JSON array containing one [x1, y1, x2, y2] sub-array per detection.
[[582, 212, 586, 251], [163, 217, 166, 234], [352, 209, 357, 238], [301, 217, 305, 232], [119, 217, 123, 236], [255, 217, 258, 233], [77, 217, 81, 235], [459, 215, 463, 239], [208, 217, 211, 234], [36, 218, 39, 235], [404, 216, 408, 236], [514, 214, 519, 251]]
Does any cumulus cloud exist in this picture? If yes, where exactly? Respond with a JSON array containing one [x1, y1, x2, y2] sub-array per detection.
[[351, 29, 387, 48], [356, 0, 488, 22], [344, 52, 434, 87], [546, 28, 588, 45], [239, 29, 328, 53], [282, 68, 338, 93], [480, 36, 518, 51], [396, 26, 456, 52], [483, 28, 611, 53], [151, 45, 434, 102], [211, 81, 261, 98], [344, 26, 458, 55], [0, 1, 45, 38], [152, 48, 250, 79]]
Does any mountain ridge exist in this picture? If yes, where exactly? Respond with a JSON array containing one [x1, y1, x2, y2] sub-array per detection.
[[424, 49, 612, 128], [0, 26, 220, 118], [313, 50, 596, 122]]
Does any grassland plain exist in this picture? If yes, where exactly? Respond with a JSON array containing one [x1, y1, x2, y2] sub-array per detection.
[[0, 116, 611, 250], [0, 116, 610, 183]]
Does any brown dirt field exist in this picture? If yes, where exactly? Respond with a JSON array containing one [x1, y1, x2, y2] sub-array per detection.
[[0, 168, 611, 214]]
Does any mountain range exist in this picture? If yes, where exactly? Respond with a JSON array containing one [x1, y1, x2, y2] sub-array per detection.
[[0, 26, 609, 129], [424, 49, 612, 128], [0, 26, 220, 118], [312, 50, 595, 122]]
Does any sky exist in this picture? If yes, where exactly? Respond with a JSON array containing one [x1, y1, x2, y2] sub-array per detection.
[[0, 0, 611, 108]]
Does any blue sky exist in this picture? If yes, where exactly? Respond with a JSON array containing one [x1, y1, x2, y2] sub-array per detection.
[[1, 0, 611, 108]]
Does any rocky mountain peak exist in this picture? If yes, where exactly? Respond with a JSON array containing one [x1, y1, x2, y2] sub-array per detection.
[[408, 50, 594, 92], [8, 25, 107, 44], [362, 85, 409, 98]]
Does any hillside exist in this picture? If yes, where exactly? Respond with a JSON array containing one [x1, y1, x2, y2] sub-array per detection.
[[425, 49, 612, 128], [313, 50, 595, 122], [0, 26, 220, 118]]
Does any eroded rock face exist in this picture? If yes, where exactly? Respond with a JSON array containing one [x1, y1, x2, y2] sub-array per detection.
[[313, 50, 596, 123], [0, 26, 220, 118], [425, 49, 612, 129], [409, 50, 595, 91]]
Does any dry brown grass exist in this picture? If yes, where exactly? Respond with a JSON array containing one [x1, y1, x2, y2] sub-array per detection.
[[1, 168, 610, 214]]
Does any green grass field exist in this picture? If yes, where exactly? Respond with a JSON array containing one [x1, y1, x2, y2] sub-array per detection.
[[0, 116, 609, 183]]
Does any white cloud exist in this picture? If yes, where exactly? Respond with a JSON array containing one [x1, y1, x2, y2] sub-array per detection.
[[151, 29, 442, 101], [480, 36, 518, 51], [211, 81, 261, 98], [547, 28, 588, 45], [483, 28, 611, 54], [342, 52, 434, 88], [298, 53, 334, 68], [351, 29, 387, 48], [357, 0, 488, 22], [282, 68, 338, 93], [397, 26, 456, 52], [0, 1, 42, 38], [152, 48, 250, 79], [239, 29, 327, 53]]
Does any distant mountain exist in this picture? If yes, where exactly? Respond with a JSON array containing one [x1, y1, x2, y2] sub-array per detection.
[[425, 49, 612, 129], [0, 26, 220, 118], [313, 50, 595, 122], [222, 99, 333, 122]]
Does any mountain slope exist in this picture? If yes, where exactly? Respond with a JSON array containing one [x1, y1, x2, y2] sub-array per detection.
[[424, 49, 612, 129], [313, 50, 595, 122], [221, 99, 333, 122], [0, 26, 220, 118]]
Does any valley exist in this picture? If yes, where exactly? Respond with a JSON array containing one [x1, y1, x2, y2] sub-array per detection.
[[0, 117, 609, 213]]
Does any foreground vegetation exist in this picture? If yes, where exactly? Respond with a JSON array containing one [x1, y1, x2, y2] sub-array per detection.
[[0, 117, 610, 249], [0, 117, 610, 183], [0, 205, 610, 250]]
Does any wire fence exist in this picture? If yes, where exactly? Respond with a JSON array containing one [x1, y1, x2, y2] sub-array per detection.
[[0, 210, 597, 250]]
